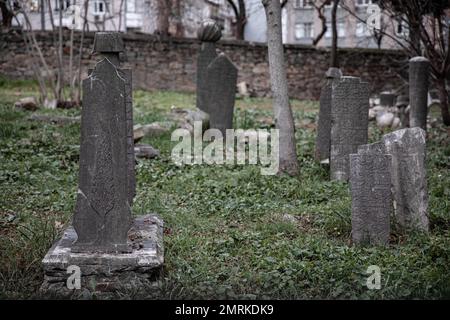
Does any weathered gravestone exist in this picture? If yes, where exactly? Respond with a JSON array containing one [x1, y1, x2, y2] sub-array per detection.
[[383, 127, 429, 231], [40, 32, 164, 298], [358, 141, 385, 154], [356, 128, 429, 233], [196, 19, 221, 114], [409, 56, 430, 130], [315, 67, 342, 161], [350, 152, 392, 246], [379, 91, 396, 107], [206, 53, 238, 136], [330, 76, 370, 181], [196, 19, 238, 136]]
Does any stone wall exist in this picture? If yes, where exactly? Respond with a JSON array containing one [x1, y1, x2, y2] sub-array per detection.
[[0, 30, 406, 100]]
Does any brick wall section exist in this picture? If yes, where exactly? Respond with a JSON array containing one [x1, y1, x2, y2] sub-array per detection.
[[0, 30, 406, 100]]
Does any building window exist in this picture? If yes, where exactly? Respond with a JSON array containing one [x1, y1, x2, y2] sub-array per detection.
[[355, 0, 372, 7], [395, 18, 409, 36], [54, 0, 72, 11], [356, 22, 370, 37], [293, 0, 313, 8], [325, 22, 345, 38], [295, 23, 314, 39], [127, 0, 136, 13], [93, 0, 106, 16], [127, 0, 144, 13]]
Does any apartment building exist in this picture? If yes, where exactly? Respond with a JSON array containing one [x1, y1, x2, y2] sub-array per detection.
[[285, 0, 402, 49], [10, 0, 235, 38], [244, 0, 404, 49]]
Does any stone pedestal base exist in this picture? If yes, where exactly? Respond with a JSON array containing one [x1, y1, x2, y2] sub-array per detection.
[[40, 214, 164, 299]]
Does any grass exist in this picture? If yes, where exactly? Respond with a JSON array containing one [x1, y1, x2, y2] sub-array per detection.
[[0, 78, 449, 299]]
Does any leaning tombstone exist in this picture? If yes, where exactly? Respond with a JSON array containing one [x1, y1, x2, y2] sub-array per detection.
[[206, 53, 238, 136], [196, 19, 221, 114], [40, 32, 164, 298], [350, 152, 392, 246], [315, 67, 342, 162], [382, 127, 429, 231], [330, 76, 370, 181], [196, 19, 238, 136], [409, 56, 430, 130]]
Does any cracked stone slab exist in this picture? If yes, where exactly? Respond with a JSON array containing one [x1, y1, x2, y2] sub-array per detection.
[[40, 214, 164, 299], [382, 127, 429, 231]]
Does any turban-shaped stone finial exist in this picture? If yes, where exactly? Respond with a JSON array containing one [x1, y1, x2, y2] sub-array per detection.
[[197, 19, 222, 42]]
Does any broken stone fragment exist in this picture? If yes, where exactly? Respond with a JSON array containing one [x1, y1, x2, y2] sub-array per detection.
[[133, 122, 173, 141], [142, 122, 173, 136], [237, 81, 249, 97], [376, 112, 395, 129], [135, 144, 160, 159], [14, 97, 38, 111], [170, 107, 210, 132], [133, 124, 145, 143]]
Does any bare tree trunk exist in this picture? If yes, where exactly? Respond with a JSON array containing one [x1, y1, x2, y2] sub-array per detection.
[[47, 0, 57, 50], [57, 0, 64, 102], [409, 22, 422, 55], [40, 0, 45, 30], [118, 0, 125, 31], [76, 0, 89, 105], [0, 0, 13, 27], [227, 0, 246, 40], [236, 0, 246, 40], [330, 0, 340, 68], [21, 26, 48, 101], [262, 0, 299, 176], [173, 0, 184, 37], [436, 76, 450, 126], [20, 7, 57, 99], [235, 18, 245, 40], [13, 11, 49, 102], [312, 2, 327, 46], [69, 26, 75, 101], [156, 0, 171, 36]]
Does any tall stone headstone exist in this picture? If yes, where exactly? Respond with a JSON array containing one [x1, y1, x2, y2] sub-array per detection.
[[350, 153, 392, 246], [41, 32, 163, 298], [73, 32, 133, 253], [382, 127, 429, 231], [315, 67, 342, 161], [409, 56, 430, 130], [196, 19, 238, 136], [206, 53, 238, 136], [196, 19, 221, 114], [330, 76, 370, 181]]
